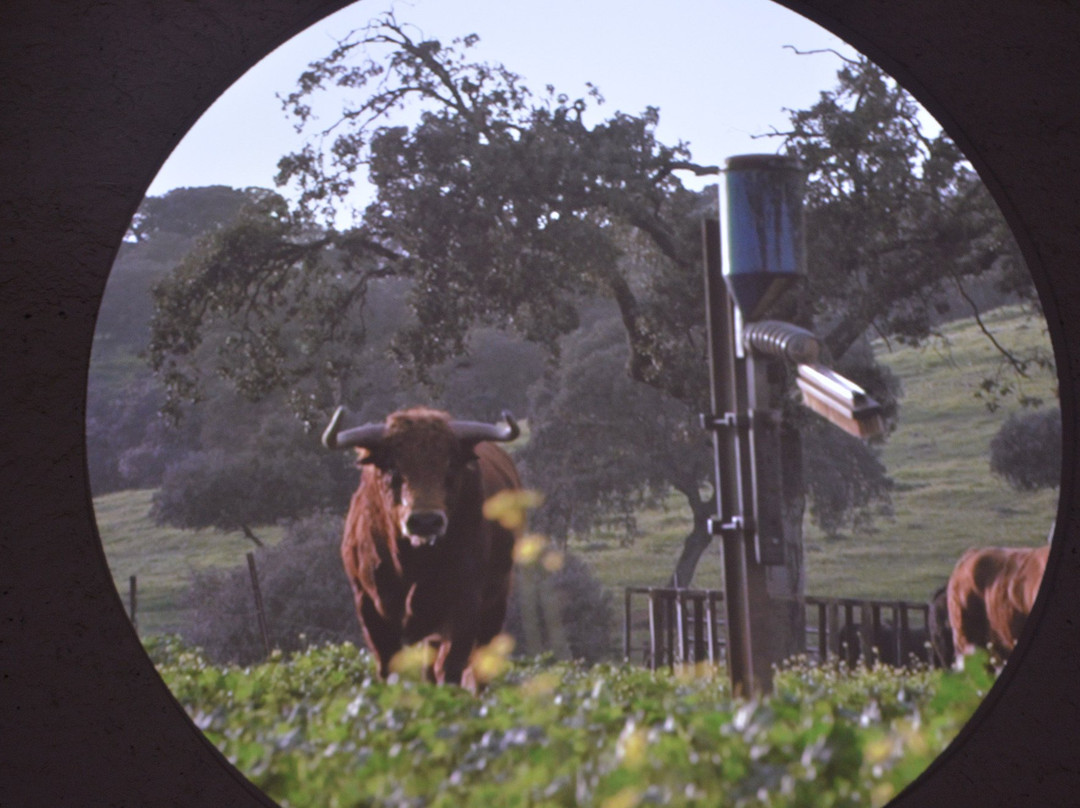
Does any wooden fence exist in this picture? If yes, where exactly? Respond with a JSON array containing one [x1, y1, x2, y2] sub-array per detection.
[[624, 587, 726, 669], [625, 587, 938, 671]]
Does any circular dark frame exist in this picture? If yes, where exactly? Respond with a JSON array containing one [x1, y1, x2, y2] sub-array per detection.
[[2, 1, 1077, 805]]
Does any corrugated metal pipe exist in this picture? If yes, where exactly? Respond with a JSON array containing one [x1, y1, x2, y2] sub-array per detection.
[[742, 320, 820, 364]]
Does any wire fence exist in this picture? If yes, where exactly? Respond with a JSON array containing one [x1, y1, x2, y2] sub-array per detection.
[[124, 554, 362, 661]]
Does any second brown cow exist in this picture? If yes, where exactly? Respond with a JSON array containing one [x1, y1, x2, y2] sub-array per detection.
[[946, 543, 1049, 666], [323, 406, 522, 688]]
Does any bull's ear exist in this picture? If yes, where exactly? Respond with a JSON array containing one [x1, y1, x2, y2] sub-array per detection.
[[356, 447, 387, 468], [456, 446, 480, 464]]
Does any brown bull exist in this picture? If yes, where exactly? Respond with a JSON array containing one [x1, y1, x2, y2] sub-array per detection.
[[946, 544, 1049, 666], [323, 405, 522, 688]]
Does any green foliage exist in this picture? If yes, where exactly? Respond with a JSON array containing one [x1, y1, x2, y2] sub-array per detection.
[[181, 511, 362, 664], [777, 54, 1034, 368], [151, 408, 355, 538], [802, 419, 894, 539], [146, 636, 995, 808], [429, 328, 546, 423], [504, 550, 616, 664], [89, 186, 255, 493], [151, 17, 717, 418], [989, 406, 1062, 491], [520, 312, 711, 547]]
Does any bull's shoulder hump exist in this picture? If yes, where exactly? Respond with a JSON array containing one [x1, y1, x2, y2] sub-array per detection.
[[475, 441, 522, 491]]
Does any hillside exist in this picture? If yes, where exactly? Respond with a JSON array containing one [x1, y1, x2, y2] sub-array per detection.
[[96, 488, 285, 635], [803, 305, 1057, 599]]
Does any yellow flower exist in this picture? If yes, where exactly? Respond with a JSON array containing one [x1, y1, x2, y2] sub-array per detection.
[[541, 549, 565, 572], [388, 643, 436, 677], [483, 489, 544, 530], [471, 633, 515, 684], [513, 534, 548, 565]]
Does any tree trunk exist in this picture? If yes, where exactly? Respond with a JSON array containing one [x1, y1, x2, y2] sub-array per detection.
[[668, 498, 715, 588], [240, 524, 264, 548]]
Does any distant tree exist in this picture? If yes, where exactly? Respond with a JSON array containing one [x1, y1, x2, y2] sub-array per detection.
[[96, 186, 256, 358], [771, 51, 1044, 401], [85, 373, 198, 494], [989, 407, 1062, 491], [89, 186, 262, 494], [519, 311, 714, 584], [126, 185, 259, 244], [149, 17, 717, 422], [429, 328, 546, 422], [151, 406, 354, 545]]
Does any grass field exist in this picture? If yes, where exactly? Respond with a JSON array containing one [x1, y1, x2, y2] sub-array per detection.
[[94, 305, 1059, 636], [96, 489, 285, 635], [802, 305, 1057, 599]]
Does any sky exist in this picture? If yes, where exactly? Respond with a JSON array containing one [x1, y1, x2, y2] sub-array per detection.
[[145, 0, 883, 206]]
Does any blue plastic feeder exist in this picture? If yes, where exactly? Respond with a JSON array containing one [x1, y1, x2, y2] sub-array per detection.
[[722, 154, 806, 321]]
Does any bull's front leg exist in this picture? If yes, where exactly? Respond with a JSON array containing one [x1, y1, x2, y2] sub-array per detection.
[[357, 591, 403, 680], [433, 629, 479, 691]]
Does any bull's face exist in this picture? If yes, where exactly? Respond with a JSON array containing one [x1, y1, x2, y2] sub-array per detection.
[[323, 405, 520, 548], [366, 429, 477, 547]]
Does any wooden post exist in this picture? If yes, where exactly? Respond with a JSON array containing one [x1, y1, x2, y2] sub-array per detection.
[[623, 588, 633, 663], [705, 591, 719, 664], [128, 574, 137, 633], [675, 591, 687, 665], [817, 601, 828, 663], [897, 602, 911, 664], [862, 602, 876, 666], [665, 593, 676, 668], [693, 595, 706, 664], [647, 590, 660, 671], [827, 600, 841, 660], [246, 551, 271, 659]]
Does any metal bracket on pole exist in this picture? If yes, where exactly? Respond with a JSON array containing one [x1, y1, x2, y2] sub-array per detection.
[[707, 514, 753, 537], [699, 412, 751, 432]]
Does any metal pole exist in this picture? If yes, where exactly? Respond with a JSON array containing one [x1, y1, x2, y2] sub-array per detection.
[[702, 217, 755, 695]]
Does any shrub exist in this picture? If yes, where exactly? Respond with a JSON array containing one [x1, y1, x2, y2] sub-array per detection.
[[182, 512, 614, 667], [181, 510, 362, 665], [504, 551, 615, 664], [989, 407, 1062, 490]]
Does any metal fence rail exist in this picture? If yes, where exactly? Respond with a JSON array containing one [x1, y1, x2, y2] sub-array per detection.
[[625, 588, 936, 671], [624, 587, 726, 669]]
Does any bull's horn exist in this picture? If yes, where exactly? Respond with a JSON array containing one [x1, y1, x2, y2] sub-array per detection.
[[322, 406, 386, 450], [449, 411, 521, 444]]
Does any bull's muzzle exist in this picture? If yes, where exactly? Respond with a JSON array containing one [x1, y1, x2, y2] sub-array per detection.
[[405, 511, 448, 546]]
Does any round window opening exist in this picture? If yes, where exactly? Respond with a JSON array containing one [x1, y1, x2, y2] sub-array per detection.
[[88, 0, 1060, 804]]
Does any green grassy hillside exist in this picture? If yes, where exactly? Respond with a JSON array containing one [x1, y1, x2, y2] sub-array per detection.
[[803, 306, 1057, 599], [96, 488, 284, 635], [95, 305, 1058, 635]]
